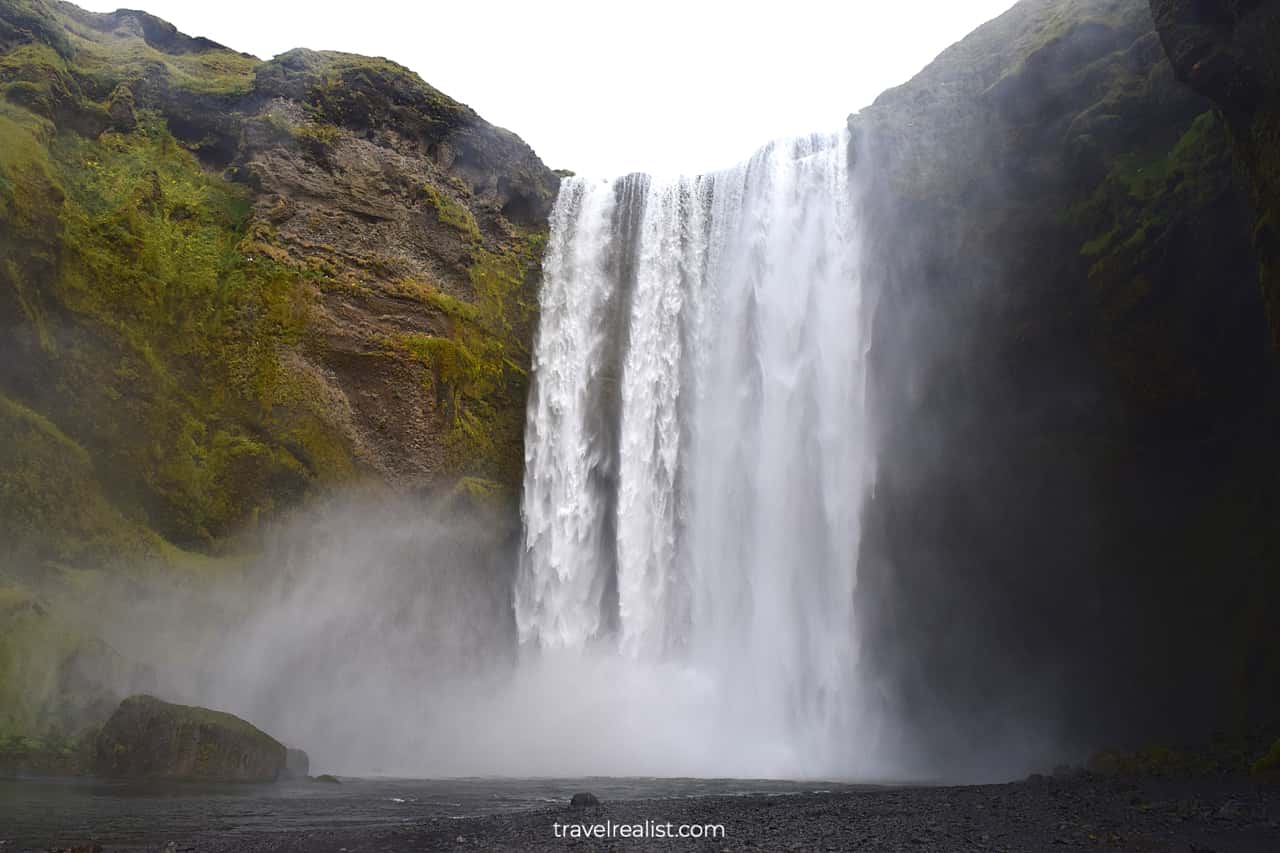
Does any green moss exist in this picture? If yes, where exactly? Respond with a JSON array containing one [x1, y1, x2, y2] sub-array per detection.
[[421, 183, 480, 242], [1067, 111, 1237, 411], [0, 0, 72, 59], [256, 49, 465, 138], [0, 94, 357, 549], [55, 11, 258, 98], [259, 104, 342, 152], [0, 587, 106, 741], [0, 0, 556, 746], [391, 233, 544, 489], [0, 41, 77, 118], [293, 120, 340, 147], [0, 394, 160, 565], [389, 278, 479, 322], [1253, 739, 1280, 776]]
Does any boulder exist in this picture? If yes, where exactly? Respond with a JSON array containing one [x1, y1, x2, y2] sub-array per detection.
[[92, 695, 286, 782], [570, 791, 600, 808]]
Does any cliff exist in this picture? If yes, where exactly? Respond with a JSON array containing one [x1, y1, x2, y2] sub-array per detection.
[[0, 0, 557, 564], [851, 0, 1279, 770], [0, 0, 554, 742], [1147, 0, 1280, 346]]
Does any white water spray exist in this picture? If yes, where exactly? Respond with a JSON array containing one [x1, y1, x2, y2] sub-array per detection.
[[517, 132, 876, 776]]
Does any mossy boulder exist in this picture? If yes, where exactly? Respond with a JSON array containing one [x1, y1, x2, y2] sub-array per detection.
[[92, 695, 286, 782]]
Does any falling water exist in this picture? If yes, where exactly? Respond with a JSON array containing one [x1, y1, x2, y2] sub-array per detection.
[[516, 132, 874, 775]]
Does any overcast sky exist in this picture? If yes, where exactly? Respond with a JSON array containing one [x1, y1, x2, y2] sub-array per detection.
[[75, 0, 1017, 176]]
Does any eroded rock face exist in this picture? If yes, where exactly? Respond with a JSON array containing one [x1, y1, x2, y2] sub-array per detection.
[[851, 0, 1280, 768], [93, 695, 286, 782], [231, 55, 557, 490], [1149, 0, 1280, 347], [1148, 0, 1278, 111], [0, 1, 559, 561], [0, 0, 555, 762]]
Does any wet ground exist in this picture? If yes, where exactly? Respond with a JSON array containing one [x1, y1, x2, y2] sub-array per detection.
[[3, 773, 1278, 852]]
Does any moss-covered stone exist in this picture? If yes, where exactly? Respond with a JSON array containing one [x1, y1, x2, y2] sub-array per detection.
[[421, 183, 481, 242], [92, 694, 286, 782]]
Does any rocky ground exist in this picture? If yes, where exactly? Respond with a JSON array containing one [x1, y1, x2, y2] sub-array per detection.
[[32, 774, 1280, 853]]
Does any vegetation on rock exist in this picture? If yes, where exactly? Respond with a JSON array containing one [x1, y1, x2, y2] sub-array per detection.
[[1148, 0, 1280, 349], [852, 0, 1279, 763], [0, 0, 556, 747], [92, 694, 286, 782]]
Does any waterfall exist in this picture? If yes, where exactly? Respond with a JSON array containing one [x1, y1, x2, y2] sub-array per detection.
[[516, 131, 874, 774]]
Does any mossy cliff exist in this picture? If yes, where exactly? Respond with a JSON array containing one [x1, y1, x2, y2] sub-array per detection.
[[0, 0, 555, 745], [851, 0, 1279, 768], [1147, 0, 1280, 349], [0, 0, 557, 553]]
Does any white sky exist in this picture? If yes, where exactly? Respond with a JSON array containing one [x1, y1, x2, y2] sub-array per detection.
[[74, 0, 1017, 176]]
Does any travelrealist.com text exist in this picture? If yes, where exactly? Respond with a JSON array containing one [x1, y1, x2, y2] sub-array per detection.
[[552, 820, 727, 840]]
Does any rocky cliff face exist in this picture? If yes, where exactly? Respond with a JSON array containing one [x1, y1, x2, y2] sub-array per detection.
[[852, 0, 1279, 769], [0, 0, 557, 564], [1147, 0, 1280, 346], [0, 0, 554, 743]]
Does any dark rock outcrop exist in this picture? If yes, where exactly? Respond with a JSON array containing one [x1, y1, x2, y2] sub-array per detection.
[[852, 0, 1280, 770], [92, 695, 286, 782], [1148, 0, 1280, 347]]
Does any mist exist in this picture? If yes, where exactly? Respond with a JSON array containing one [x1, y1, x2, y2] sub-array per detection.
[[57, 492, 883, 780]]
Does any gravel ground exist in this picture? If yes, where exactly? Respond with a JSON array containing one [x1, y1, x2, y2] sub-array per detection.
[[27, 774, 1280, 853]]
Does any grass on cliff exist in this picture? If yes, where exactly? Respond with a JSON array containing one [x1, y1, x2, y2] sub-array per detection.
[[421, 183, 481, 242], [1, 93, 354, 550], [395, 232, 545, 491], [1075, 111, 1227, 261], [55, 7, 259, 98], [52, 119, 353, 542]]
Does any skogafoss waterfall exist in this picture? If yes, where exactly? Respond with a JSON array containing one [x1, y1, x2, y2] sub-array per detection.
[[517, 131, 876, 776]]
